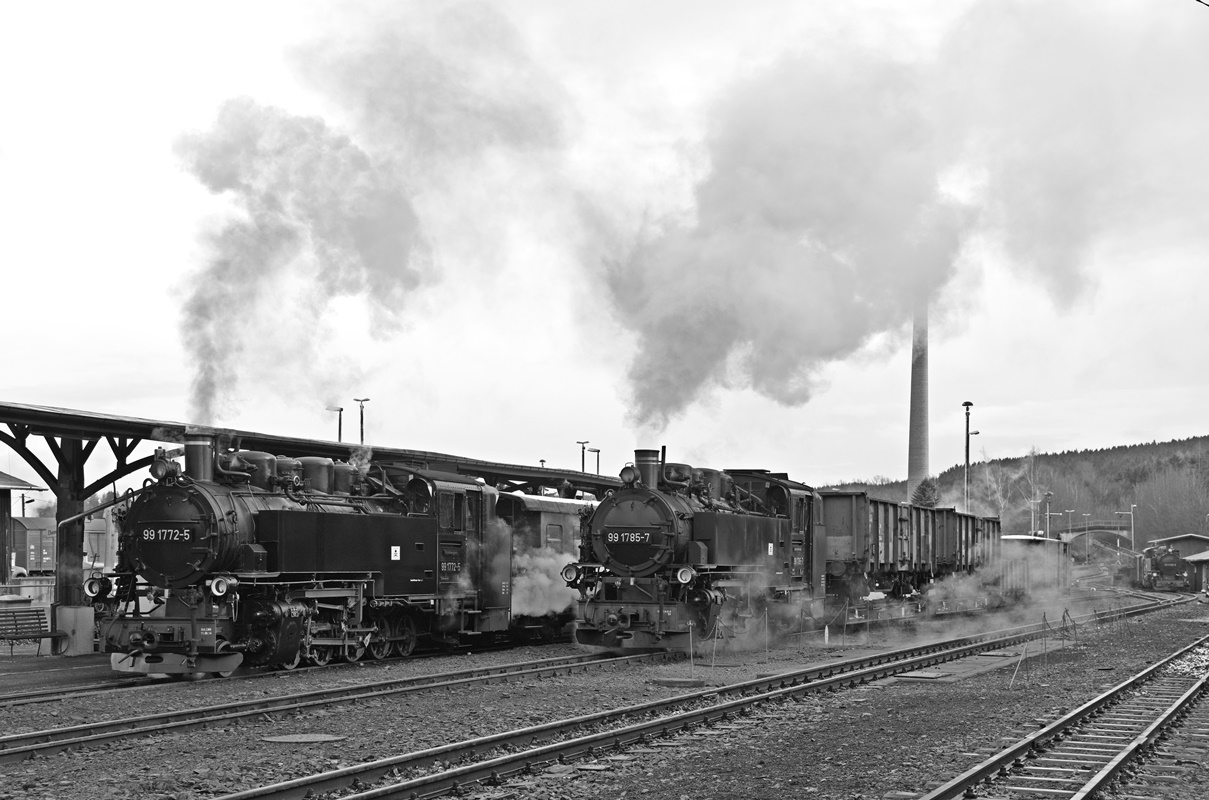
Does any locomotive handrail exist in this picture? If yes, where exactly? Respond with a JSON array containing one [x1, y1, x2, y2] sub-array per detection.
[[55, 484, 154, 535]]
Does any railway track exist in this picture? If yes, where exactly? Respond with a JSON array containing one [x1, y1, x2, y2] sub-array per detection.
[[916, 634, 1209, 799], [0, 650, 675, 764], [207, 602, 1180, 800], [0, 641, 543, 708]]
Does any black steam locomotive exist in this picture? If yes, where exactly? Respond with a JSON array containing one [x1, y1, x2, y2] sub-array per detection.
[[563, 449, 825, 649], [87, 435, 590, 676], [565, 448, 1017, 651], [1139, 545, 1190, 592]]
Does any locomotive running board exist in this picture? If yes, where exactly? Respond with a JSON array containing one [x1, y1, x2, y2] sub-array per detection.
[[111, 651, 244, 676]]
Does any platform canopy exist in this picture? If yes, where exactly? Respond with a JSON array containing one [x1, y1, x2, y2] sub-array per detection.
[[0, 400, 619, 605]]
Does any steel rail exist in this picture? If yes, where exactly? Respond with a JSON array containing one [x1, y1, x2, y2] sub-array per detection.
[[1069, 671, 1209, 799], [916, 633, 1209, 800], [214, 600, 1178, 800], [0, 638, 555, 708], [0, 651, 670, 763]]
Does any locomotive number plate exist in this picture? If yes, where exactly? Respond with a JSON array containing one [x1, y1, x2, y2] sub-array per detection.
[[141, 527, 193, 541], [607, 531, 651, 544]]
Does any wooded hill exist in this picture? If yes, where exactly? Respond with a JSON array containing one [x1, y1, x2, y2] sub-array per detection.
[[827, 435, 1209, 541]]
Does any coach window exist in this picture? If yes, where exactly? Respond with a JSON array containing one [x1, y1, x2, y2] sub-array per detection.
[[545, 524, 563, 551]]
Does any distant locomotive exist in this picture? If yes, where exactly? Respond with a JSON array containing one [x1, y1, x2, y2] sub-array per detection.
[[86, 435, 590, 676], [565, 448, 1043, 652], [1139, 545, 1189, 592]]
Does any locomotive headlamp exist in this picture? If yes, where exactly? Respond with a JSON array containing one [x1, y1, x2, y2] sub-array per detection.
[[84, 576, 113, 599], [149, 450, 181, 480], [210, 575, 239, 598], [675, 566, 696, 585], [560, 564, 580, 584], [619, 465, 638, 485]]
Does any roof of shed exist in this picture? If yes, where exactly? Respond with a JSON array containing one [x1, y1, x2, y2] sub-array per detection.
[[0, 470, 43, 492]]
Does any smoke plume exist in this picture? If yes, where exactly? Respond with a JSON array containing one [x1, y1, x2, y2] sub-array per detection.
[[934, 1, 1209, 303], [174, 0, 1209, 432], [611, 0, 1209, 428], [176, 2, 569, 426], [611, 47, 974, 428], [176, 98, 428, 424]]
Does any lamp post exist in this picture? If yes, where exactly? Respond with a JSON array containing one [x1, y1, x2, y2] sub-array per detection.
[[962, 401, 972, 512], [1114, 504, 1136, 550], [1047, 512, 1063, 539], [576, 441, 590, 472], [325, 406, 344, 442], [587, 447, 600, 474], [1065, 509, 1074, 539], [1082, 512, 1091, 560], [20, 493, 34, 515], [353, 398, 370, 444], [1044, 491, 1053, 537]]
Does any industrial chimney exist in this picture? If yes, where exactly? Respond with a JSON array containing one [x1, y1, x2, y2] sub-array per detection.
[[906, 302, 928, 501]]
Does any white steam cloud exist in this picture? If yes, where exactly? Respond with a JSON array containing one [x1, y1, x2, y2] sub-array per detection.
[[610, 48, 973, 427], [174, 1, 1209, 431], [612, 0, 1209, 427], [511, 547, 578, 617], [176, 1, 570, 426]]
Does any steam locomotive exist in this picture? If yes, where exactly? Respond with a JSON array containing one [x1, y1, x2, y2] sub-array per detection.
[[1139, 545, 1190, 592], [562, 449, 824, 649], [564, 448, 1023, 651], [86, 435, 590, 676]]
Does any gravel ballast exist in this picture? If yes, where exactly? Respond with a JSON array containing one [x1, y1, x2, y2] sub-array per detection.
[[2, 600, 1207, 800]]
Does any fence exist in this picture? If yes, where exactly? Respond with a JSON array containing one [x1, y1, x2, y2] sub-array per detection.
[[0, 576, 55, 606]]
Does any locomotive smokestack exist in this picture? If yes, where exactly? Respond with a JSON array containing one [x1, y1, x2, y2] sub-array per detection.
[[906, 303, 928, 501], [185, 434, 215, 482], [635, 449, 660, 488]]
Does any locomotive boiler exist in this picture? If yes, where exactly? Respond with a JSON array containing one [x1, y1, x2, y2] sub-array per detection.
[[87, 434, 591, 676], [563, 449, 826, 649]]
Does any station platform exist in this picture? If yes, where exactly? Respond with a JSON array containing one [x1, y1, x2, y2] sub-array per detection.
[[0, 644, 116, 694]]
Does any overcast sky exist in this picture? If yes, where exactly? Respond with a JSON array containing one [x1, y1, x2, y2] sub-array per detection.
[[3, 0, 1208, 507]]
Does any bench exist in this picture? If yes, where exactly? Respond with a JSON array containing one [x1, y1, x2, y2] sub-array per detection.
[[0, 607, 68, 657]]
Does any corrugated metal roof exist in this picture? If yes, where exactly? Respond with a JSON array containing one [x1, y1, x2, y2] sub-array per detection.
[[1182, 550, 1209, 562]]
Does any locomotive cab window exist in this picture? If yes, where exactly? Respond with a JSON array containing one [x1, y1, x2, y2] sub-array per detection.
[[466, 492, 480, 533], [438, 492, 459, 531]]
